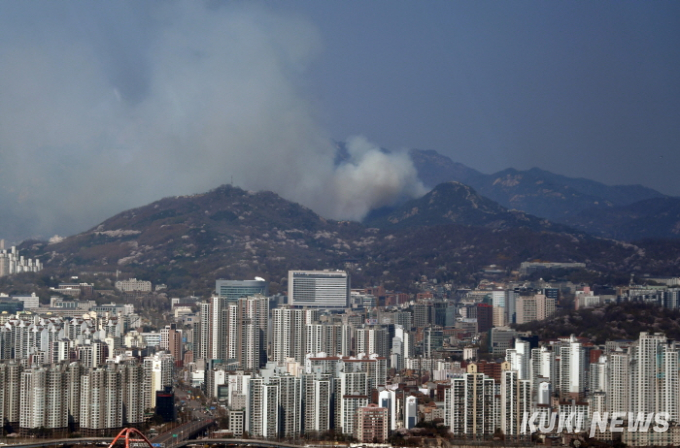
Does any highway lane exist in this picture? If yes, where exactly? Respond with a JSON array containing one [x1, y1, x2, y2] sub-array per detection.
[[151, 419, 212, 448]]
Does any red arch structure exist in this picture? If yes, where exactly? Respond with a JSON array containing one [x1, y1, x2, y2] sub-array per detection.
[[108, 428, 155, 448]]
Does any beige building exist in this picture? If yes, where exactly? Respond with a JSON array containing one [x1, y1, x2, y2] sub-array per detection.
[[493, 306, 506, 327], [356, 404, 389, 442], [515, 294, 555, 324]]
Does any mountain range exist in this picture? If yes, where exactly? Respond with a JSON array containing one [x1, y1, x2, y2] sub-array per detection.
[[408, 148, 677, 240], [6, 145, 680, 297], [19, 181, 680, 297]]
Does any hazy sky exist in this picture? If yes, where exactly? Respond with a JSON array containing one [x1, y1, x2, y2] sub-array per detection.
[[0, 1, 678, 242], [284, 1, 680, 188]]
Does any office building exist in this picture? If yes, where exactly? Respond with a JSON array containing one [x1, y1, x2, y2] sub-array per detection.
[[155, 387, 175, 422], [405, 395, 418, 429], [516, 294, 555, 324], [114, 278, 151, 293], [288, 270, 350, 308], [490, 327, 516, 356], [215, 279, 269, 302]]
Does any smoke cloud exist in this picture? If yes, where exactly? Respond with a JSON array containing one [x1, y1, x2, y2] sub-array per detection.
[[0, 2, 425, 243]]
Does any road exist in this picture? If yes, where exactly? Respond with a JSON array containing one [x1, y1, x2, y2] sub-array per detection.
[[174, 379, 213, 421], [151, 419, 212, 448]]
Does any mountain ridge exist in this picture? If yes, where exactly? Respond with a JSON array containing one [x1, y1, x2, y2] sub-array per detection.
[[408, 148, 675, 240], [364, 181, 579, 235], [18, 182, 680, 297]]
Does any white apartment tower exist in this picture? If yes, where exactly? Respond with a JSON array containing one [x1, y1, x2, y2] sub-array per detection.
[[79, 366, 123, 435], [608, 348, 630, 414], [4, 361, 22, 425], [249, 378, 279, 438], [237, 295, 268, 370], [196, 301, 210, 361], [500, 364, 531, 436], [303, 372, 333, 434], [272, 374, 302, 437], [559, 335, 586, 398], [306, 323, 352, 357], [631, 332, 678, 422], [335, 371, 368, 435], [272, 308, 307, 364], [355, 326, 389, 358], [445, 364, 496, 436], [506, 339, 531, 380]]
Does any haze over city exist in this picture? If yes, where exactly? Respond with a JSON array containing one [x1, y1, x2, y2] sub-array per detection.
[[0, 1, 678, 242]]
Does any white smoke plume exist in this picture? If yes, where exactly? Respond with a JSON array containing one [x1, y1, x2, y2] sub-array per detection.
[[0, 2, 425, 242]]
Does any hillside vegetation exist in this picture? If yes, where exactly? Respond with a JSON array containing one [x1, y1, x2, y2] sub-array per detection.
[[17, 184, 680, 297], [515, 302, 680, 343]]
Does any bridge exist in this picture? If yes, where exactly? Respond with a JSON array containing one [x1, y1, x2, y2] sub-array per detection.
[[0, 438, 113, 447], [150, 419, 214, 447], [174, 439, 306, 448], [109, 428, 155, 448], [0, 419, 216, 448], [0, 436, 308, 448]]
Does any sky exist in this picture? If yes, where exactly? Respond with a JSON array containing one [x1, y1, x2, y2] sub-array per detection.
[[0, 1, 678, 242]]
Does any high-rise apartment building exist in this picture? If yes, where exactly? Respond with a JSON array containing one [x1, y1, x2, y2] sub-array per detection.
[[355, 326, 390, 359], [79, 366, 123, 437], [4, 360, 22, 426], [506, 339, 531, 380], [306, 323, 352, 357], [272, 374, 302, 437], [272, 308, 307, 363], [500, 363, 531, 436], [335, 371, 368, 435], [608, 348, 629, 414], [632, 332, 678, 422], [196, 301, 210, 361], [15, 365, 59, 435], [236, 295, 268, 369], [303, 372, 333, 434], [249, 378, 279, 438], [356, 404, 388, 442], [559, 335, 586, 398], [445, 364, 496, 436]]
